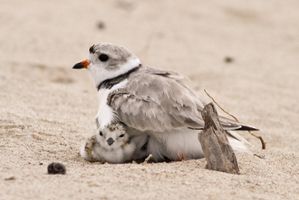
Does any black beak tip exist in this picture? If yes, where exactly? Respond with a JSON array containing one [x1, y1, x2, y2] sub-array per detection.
[[72, 62, 84, 69], [107, 138, 114, 146]]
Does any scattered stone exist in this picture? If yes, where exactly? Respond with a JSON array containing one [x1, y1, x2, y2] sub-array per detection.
[[4, 176, 16, 181], [97, 21, 106, 30], [224, 56, 234, 63], [115, 1, 135, 11], [47, 162, 66, 175]]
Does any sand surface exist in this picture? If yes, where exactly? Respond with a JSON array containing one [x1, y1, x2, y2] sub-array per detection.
[[0, 0, 298, 199]]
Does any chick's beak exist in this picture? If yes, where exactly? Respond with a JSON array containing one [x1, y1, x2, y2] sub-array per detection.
[[72, 59, 90, 69]]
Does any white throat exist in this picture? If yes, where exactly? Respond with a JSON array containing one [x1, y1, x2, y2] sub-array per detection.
[[89, 57, 140, 88], [96, 79, 128, 129]]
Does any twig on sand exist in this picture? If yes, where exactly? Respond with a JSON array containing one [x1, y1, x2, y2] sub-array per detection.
[[253, 154, 265, 159], [203, 89, 266, 150], [249, 131, 266, 149], [204, 89, 239, 122]]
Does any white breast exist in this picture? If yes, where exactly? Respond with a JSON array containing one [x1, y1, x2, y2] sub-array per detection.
[[96, 79, 128, 129], [149, 128, 204, 161]]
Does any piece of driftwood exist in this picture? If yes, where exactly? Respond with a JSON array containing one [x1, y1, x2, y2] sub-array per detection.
[[199, 103, 240, 174]]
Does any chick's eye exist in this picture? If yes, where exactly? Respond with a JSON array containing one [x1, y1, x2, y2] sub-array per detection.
[[99, 131, 103, 136], [119, 134, 125, 138], [98, 54, 109, 62]]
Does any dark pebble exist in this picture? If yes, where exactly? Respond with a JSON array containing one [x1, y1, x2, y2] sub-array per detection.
[[224, 56, 234, 63], [4, 176, 16, 181], [97, 21, 106, 30], [47, 162, 66, 175]]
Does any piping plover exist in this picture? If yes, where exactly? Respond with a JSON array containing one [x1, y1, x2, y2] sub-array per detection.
[[80, 122, 139, 163], [74, 43, 258, 162]]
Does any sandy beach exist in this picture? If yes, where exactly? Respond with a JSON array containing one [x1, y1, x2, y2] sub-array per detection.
[[0, 0, 298, 199]]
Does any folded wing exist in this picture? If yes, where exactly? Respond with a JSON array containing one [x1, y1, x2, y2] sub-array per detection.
[[108, 67, 253, 133]]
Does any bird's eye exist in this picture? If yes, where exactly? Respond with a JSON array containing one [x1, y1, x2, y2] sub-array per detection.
[[98, 54, 109, 62], [119, 134, 125, 138], [99, 131, 103, 136]]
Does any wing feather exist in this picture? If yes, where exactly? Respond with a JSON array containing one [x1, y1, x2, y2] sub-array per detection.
[[108, 67, 242, 132]]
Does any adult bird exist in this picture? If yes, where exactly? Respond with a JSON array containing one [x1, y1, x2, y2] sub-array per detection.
[[73, 43, 257, 161]]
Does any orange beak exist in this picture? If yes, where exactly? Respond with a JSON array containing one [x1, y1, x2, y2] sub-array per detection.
[[72, 59, 90, 69]]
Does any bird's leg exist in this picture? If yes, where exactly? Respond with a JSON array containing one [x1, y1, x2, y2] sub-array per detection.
[[177, 152, 186, 161]]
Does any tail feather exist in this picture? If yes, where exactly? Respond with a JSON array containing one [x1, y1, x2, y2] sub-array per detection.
[[228, 137, 249, 153], [227, 131, 252, 153], [236, 125, 259, 131]]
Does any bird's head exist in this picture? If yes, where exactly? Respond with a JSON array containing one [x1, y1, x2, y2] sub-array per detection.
[[73, 43, 140, 88], [95, 123, 130, 151]]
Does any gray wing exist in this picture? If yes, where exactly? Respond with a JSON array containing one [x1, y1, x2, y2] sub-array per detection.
[[108, 67, 243, 132]]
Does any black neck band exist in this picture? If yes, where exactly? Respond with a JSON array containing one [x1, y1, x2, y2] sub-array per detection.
[[97, 65, 141, 90]]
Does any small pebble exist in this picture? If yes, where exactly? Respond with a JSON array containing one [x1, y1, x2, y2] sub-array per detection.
[[4, 176, 16, 181], [224, 56, 234, 63], [97, 21, 106, 30], [47, 162, 66, 175]]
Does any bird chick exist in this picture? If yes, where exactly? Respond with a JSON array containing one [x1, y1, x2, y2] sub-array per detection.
[[80, 122, 136, 164]]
